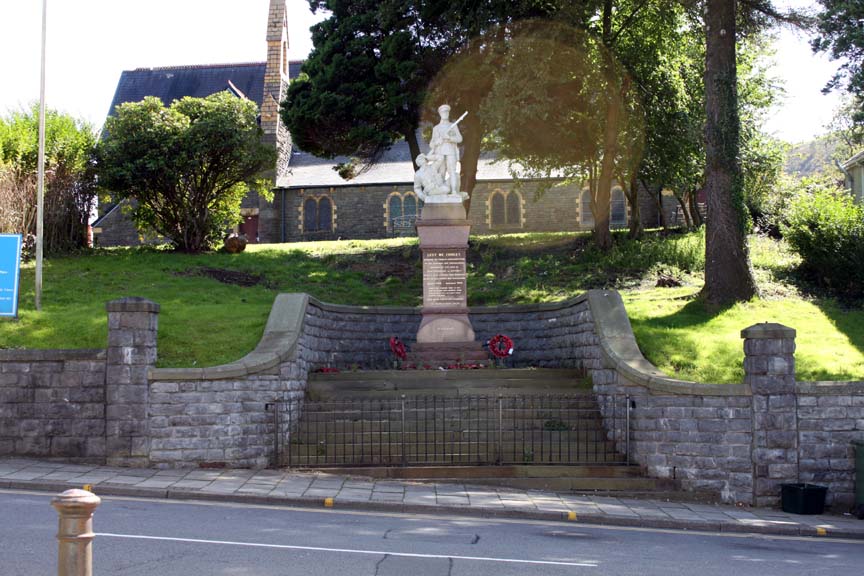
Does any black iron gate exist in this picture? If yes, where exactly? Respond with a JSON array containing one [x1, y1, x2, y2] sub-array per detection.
[[271, 394, 630, 468]]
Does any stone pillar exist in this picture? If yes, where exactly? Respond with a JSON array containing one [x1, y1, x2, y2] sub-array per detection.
[[52, 489, 101, 576], [742, 322, 798, 507], [105, 297, 159, 467]]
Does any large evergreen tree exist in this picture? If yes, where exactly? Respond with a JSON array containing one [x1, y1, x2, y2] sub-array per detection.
[[702, 0, 759, 304], [281, 0, 431, 173]]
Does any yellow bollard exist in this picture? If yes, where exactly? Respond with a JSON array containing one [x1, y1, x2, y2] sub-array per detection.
[[51, 489, 101, 576]]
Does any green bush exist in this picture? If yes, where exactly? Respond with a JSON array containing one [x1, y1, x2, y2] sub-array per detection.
[[782, 186, 864, 298], [0, 106, 97, 253], [757, 174, 833, 238]]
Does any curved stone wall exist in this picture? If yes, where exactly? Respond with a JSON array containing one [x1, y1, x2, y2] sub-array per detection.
[[1, 290, 861, 509]]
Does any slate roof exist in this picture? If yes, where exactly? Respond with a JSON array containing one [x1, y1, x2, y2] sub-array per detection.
[[277, 141, 550, 189], [104, 59, 544, 190], [105, 60, 305, 118], [842, 149, 864, 170]]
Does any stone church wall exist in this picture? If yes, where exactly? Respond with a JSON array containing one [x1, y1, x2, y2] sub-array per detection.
[[281, 180, 661, 242]]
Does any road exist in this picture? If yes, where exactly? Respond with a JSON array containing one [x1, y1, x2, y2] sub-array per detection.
[[2, 489, 862, 575]]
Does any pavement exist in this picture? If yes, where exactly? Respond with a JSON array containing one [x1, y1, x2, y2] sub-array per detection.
[[2, 457, 862, 540]]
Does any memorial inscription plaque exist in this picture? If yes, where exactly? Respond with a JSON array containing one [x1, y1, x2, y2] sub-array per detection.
[[423, 248, 467, 308]]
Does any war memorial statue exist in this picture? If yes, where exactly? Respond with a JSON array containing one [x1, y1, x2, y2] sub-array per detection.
[[414, 104, 469, 203], [411, 105, 486, 365]]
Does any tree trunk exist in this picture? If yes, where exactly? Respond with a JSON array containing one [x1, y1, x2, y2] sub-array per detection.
[[702, 0, 758, 304], [674, 192, 692, 229], [405, 127, 421, 170], [626, 173, 642, 239], [644, 180, 667, 230], [689, 192, 703, 227], [459, 106, 482, 216], [592, 1, 618, 251]]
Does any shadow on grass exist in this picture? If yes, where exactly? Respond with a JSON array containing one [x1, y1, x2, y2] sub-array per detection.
[[754, 259, 864, 361], [812, 299, 864, 360], [625, 291, 745, 383]]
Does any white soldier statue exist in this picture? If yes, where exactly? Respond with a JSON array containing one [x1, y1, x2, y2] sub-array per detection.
[[428, 104, 466, 196]]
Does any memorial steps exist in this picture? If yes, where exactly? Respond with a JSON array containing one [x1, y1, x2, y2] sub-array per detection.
[[279, 369, 669, 494]]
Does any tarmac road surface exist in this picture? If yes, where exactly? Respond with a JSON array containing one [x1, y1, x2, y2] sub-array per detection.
[[2, 489, 862, 576]]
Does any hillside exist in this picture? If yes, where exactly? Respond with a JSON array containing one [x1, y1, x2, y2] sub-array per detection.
[[783, 135, 839, 177], [1, 232, 863, 382]]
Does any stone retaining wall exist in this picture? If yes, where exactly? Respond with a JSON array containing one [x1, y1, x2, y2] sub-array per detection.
[[2, 290, 862, 509], [304, 295, 596, 370], [797, 381, 864, 506], [303, 301, 419, 369], [146, 294, 313, 468], [147, 357, 308, 468], [0, 349, 106, 461], [588, 290, 864, 508], [594, 380, 755, 503], [471, 297, 595, 369]]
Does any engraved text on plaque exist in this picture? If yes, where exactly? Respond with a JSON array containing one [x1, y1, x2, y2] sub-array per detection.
[[423, 249, 466, 308]]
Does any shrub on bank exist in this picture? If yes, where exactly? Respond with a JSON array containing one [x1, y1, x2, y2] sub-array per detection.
[[782, 186, 864, 298]]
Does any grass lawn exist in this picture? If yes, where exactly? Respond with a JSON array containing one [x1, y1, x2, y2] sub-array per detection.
[[1, 230, 862, 381], [623, 287, 864, 383]]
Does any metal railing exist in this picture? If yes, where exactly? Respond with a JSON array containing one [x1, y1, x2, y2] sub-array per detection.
[[390, 215, 418, 237], [271, 394, 630, 468]]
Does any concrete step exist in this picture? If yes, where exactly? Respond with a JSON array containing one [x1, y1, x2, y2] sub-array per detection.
[[309, 388, 594, 400], [307, 368, 591, 400], [294, 405, 605, 419], [286, 442, 622, 464], [280, 464, 657, 492], [303, 465, 645, 480], [290, 431, 613, 444], [288, 446, 622, 461], [285, 455, 628, 467], [311, 368, 588, 382], [450, 476, 660, 492], [292, 415, 605, 429]]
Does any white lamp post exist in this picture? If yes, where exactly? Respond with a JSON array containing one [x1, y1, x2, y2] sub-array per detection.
[[35, 0, 47, 310]]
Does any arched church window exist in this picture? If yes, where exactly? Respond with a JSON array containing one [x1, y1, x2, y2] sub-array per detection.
[[403, 194, 417, 219], [506, 191, 522, 225], [303, 197, 318, 232], [388, 195, 403, 230], [490, 192, 507, 227], [318, 197, 333, 232], [611, 187, 627, 228], [303, 196, 334, 233], [581, 189, 594, 227]]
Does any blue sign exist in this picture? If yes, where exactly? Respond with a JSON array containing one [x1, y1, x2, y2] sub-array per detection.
[[0, 234, 22, 318]]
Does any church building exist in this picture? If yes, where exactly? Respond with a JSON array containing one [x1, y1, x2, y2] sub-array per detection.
[[93, 0, 666, 247]]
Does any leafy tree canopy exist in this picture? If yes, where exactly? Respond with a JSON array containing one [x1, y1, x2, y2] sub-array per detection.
[[812, 0, 864, 123], [0, 105, 95, 174], [98, 93, 275, 253], [0, 105, 97, 253]]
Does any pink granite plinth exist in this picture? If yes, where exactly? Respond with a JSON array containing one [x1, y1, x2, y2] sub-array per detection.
[[413, 202, 481, 365]]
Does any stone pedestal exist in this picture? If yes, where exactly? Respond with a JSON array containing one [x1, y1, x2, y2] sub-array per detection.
[[412, 202, 486, 365]]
